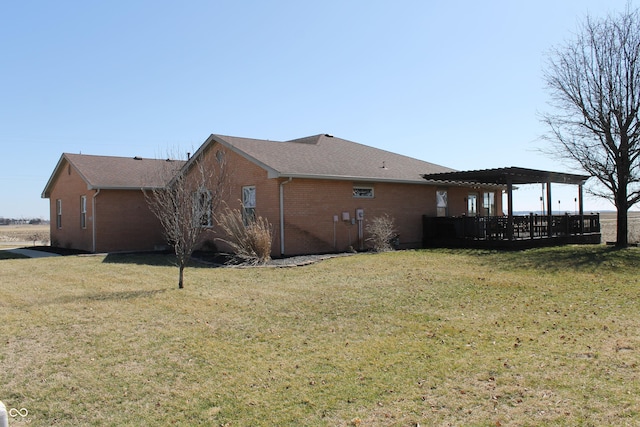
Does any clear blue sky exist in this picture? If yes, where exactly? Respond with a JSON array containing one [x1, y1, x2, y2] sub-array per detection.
[[1, 0, 634, 219]]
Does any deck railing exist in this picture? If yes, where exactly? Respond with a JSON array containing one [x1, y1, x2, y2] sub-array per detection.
[[424, 213, 600, 242]]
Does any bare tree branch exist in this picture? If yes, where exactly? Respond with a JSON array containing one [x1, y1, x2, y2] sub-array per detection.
[[143, 148, 228, 288]]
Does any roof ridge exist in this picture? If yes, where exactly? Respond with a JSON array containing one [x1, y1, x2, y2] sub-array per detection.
[[284, 134, 326, 145], [64, 152, 178, 162]]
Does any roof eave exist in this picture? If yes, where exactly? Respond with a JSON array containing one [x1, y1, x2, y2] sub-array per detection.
[[272, 172, 487, 185], [41, 154, 69, 199]]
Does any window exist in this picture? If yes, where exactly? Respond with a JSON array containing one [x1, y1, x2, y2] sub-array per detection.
[[56, 199, 62, 229], [467, 193, 478, 216], [194, 188, 212, 227], [80, 196, 87, 229], [353, 186, 374, 198], [483, 191, 496, 216], [436, 189, 448, 217], [242, 186, 256, 225], [215, 149, 225, 163]]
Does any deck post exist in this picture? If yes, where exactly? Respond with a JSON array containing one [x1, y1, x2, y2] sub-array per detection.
[[507, 179, 514, 240], [546, 181, 553, 237], [529, 213, 534, 240]]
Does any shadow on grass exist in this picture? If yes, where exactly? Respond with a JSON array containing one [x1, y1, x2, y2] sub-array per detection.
[[54, 288, 168, 305], [102, 251, 235, 268], [0, 251, 28, 260], [474, 245, 640, 272], [103, 252, 177, 267]]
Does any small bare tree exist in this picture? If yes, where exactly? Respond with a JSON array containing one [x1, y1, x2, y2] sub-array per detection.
[[144, 149, 227, 288]]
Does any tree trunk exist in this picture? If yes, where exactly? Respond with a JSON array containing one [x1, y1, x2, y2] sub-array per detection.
[[616, 207, 629, 247], [616, 178, 629, 247], [178, 263, 185, 289]]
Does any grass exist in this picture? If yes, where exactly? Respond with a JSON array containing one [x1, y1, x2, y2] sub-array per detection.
[[1, 247, 639, 426]]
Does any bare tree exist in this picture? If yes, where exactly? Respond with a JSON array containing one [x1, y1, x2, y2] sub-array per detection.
[[542, 6, 640, 247], [144, 149, 227, 288]]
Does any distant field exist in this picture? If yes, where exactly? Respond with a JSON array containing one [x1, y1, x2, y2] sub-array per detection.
[[599, 211, 640, 244], [0, 224, 49, 246]]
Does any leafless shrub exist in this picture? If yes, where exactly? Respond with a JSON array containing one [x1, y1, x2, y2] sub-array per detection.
[[216, 204, 272, 265], [366, 214, 397, 252]]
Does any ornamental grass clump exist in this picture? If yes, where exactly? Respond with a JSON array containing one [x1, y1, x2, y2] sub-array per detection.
[[217, 205, 272, 264], [365, 213, 397, 252]]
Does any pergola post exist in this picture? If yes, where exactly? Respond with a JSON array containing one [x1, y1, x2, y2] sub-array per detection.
[[546, 180, 553, 237], [579, 184, 584, 234], [507, 179, 514, 240]]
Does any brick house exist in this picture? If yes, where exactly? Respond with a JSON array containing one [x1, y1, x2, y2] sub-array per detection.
[[41, 153, 185, 253], [42, 133, 504, 256]]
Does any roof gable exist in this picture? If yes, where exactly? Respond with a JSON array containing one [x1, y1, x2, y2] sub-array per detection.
[[200, 134, 454, 183], [42, 153, 185, 198]]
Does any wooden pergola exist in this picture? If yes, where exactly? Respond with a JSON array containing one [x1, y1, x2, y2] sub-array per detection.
[[422, 166, 591, 241]]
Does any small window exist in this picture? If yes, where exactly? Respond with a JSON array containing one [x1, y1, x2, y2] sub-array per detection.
[[215, 150, 225, 163], [353, 186, 374, 198], [436, 189, 448, 217], [194, 188, 212, 227], [80, 196, 87, 229], [56, 199, 62, 229], [467, 193, 478, 216], [242, 186, 256, 225]]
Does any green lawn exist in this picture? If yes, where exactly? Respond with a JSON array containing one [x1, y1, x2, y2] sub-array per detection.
[[1, 247, 639, 426]]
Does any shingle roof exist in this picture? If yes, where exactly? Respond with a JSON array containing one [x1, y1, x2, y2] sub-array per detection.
[[42, 153, 185, 197], [202, 134, 455, 183]]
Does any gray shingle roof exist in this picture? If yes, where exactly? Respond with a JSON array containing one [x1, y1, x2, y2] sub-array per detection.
[[206, 134, 455, 183], [42, 153, 185, 197], [43, 133, 456, 199]]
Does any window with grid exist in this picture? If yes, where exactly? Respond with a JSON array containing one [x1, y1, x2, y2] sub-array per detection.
[[353, 186, 374, 198], [80, 196, 87, 229], [242, 186, 256, 225], [56, 199, 62, 229], [436, 189, 448, 217]]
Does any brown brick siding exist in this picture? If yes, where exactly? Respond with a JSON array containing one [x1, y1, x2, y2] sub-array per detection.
[[204, 144, 505, 257], [48, 146, 505, 256], [48, 159, 166, 253], [48, 160, 94, 251], [94, 190, 166, 253]]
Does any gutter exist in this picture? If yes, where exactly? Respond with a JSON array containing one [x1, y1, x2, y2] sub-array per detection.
[[92, 189, 101, 253], [279, 177, 293, 256]]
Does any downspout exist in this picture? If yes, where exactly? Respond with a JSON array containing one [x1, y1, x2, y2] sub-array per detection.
[[92, 189, 101, 253], [279, 177, 293, 256]]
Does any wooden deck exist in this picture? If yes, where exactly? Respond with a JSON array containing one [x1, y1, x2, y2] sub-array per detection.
[[423, 213, 601, 249]]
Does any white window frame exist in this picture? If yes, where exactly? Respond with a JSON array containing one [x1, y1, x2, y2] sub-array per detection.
[[56, 199, 62, 229], [353, 186, 374, 199], [80, 195, 87, 229], [467, 193, 478, 216], [483, 191, 496, 216], [242, 185, 256, 225], [436, 189, 448, 217]]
